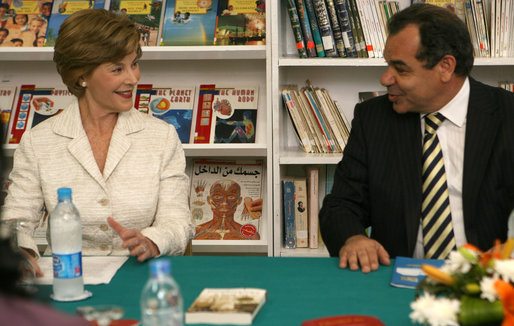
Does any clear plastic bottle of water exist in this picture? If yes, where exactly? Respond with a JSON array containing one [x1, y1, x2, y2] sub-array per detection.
[[140, 259, 183, 326], [50, 187, 84, 300]]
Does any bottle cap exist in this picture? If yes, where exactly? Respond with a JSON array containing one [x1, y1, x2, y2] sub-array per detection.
[[57, 187, 72, 201], [150, 258, 171, 277]]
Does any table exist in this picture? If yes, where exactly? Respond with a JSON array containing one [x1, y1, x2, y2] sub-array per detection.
[[41, 256, 416, 325]]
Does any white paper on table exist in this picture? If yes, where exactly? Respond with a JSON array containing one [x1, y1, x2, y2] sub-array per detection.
[[34, 256, 129, 285]]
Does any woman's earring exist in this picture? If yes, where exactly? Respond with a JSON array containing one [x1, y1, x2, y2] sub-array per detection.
[[81, 81, 87, 87]]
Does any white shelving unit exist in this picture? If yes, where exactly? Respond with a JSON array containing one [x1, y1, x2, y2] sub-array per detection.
[[271, 0, 514, 257], [0, 18, 273, 256]]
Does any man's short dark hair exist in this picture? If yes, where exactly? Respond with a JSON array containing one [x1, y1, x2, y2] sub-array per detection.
[[387, 3, 474, 76], [0, 28, 8, 36]]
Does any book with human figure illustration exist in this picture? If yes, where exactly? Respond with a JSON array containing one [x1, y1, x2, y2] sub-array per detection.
[[193, 84, 258, 144], [190, 159, 263, 240], [134, 84, 196, 143], [6, 85, 74, 144]]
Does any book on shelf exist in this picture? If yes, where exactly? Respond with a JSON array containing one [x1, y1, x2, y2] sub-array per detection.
[[306, 165, 319, 249], [303, 0, 325, 57], [413, 0, 465, 22], [325, 164, 336, 195], [134, 84, 196, 143], [193, 84, 258, 144], [281, 87, 315, 153], [390, 256, 445, 289], [282, 178, 296, 248], [185, 288, 267, 325], [109, 0, 165, 46], [499, 81, 514, 93], [0, 85, 17, 141], [325, 0, 348, 57], [190, 159, 263, 240], [293, 176, 309, 248], [6, 85, 74, 145], [285, 0, 308, 58], [45, 0, 108, 46], [1, 0, 54, 47], [334, 0, 358, 57], [160, 0, 219, 46], [358, 90, 386, 102], [295, 0, 317, 57], [346, 0, 367, 58], [214, 0, 266, 46], [311, 0, 338, 57]]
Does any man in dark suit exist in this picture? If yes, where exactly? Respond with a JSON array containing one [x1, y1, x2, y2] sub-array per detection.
[[319, 4, 514, 273]]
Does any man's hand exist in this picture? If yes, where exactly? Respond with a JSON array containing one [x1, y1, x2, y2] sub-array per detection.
[[338, 235, 390, 273], [108, 217, 160, 262]]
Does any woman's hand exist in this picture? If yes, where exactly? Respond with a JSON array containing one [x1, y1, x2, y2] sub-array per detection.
[[107, 217, 160, 262], [19, 247, 44, 278]]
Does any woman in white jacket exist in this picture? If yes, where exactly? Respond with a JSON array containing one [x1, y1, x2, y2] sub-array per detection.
[[2, 9, 194, 277]]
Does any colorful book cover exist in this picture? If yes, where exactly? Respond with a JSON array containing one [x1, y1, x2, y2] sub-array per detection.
[[190, 159, 263, 240], [45, 0, 107, 46], [285, 0, 307, 58], [6, 85, 73, 144], [0, 85, 17, 142], [160, 0, 219, 46], [214, 0, 265, 45], [293, 177, 308, 248], [109, 0, 164, 46], [1, 0, 54, 47], [390, 256, 445, 289], [282, 178, 296, 248], [134, 84, 196, 143], [193, 84, 258, 144]]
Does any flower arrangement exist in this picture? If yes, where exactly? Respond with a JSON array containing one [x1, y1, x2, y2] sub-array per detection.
[[409, 240, 514, 326]]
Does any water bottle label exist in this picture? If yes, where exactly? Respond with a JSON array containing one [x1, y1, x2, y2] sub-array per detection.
[[52, 252, 82, 279]]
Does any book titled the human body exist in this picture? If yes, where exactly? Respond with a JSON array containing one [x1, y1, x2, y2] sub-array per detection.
[[390, 256, 445, 289], [190, 159, 263, 240], [6, 85, 74, 144], [193, 84, 258, 144], [160, 0, 219, 45], [134, 84, 196, 143], [186, 288, 267, 325]]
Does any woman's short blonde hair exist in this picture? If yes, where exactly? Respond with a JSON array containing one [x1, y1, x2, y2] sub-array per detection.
[[53, 9, 142, 98]]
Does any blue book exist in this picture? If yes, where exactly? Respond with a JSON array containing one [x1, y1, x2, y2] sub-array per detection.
[[303, 0, 325, 57], [283, 179, 296, 249], [45, 0, 107, 46], [134, 84, 196, 143], [160, 0, 219, 46], [390, 256, 445, 289], [295, 0, 316, 57]]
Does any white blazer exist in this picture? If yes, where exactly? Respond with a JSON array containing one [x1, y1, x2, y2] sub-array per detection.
[[2, 98, 194, 258]]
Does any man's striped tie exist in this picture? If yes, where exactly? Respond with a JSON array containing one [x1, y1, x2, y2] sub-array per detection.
[[422, 113, 456, 259]]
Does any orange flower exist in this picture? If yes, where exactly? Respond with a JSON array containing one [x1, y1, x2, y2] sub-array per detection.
[[494, 279, 514, 326]]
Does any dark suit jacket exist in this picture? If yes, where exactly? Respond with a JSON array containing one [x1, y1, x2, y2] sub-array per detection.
[[319, 78, 514, 258]]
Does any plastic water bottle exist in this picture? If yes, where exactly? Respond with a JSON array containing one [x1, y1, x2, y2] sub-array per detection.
[[50, 187, 84, 300], [140, 258, 183, 326]]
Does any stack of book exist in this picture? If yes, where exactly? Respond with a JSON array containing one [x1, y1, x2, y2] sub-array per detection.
[[285, 0, 401, 58], [281, 80, 351, 154], [282, 166, 322, 250]]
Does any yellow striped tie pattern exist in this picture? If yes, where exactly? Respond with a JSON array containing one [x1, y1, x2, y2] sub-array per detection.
[[422, 113, 456, 259]]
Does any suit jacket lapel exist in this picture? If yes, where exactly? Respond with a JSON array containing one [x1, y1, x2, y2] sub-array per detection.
[[394, 111, 422, 254], [53, 98, 106, 189], [462, 78, 501, 244], [103, 109, 144, 181]]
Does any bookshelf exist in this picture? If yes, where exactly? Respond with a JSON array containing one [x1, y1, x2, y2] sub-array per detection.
[[0, 36, 273, 255], [271, 0, 514, 257]]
